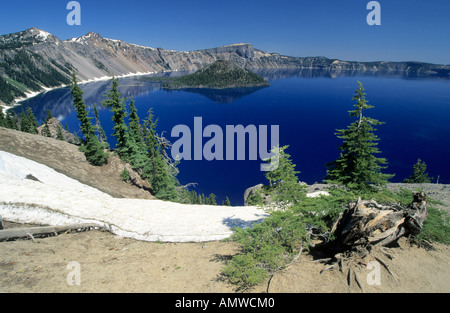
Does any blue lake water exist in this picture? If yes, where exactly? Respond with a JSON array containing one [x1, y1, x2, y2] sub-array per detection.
[[16, 71, 450, 205]]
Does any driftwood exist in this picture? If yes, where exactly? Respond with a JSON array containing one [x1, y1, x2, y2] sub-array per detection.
[[331, 192, 428, 248], [0, 224, 103, 242]]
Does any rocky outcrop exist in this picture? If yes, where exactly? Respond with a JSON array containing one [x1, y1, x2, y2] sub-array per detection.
[[244, 184, 265, 206], [37, 117, 81, 144]]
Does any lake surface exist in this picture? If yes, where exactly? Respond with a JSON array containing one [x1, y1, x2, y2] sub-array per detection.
[[17, 70, 450, 205]]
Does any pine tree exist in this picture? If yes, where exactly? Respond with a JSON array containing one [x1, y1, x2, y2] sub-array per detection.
[[45, 109, 53, 123], [81, 131, 110, 166], [207, 193, 217, 205], [0, 107, 4, 127], [141, 108, 178, 201], [26, 107, 39, 134], [142, 109, 159, 180], [42, 122, 52, 137], [127, 98, 148, 170], [93, 104, 109, 149], [5, 110, 18, 130], [70, 72, 108, 166], [150, 152, 178, 201], [128, 98, 143, 145], [103, 77, 129, 158], [403, 159, 433, 183], [56, 124, 65, 141], [223, 196, 231, 206], [263, 145, 306, 208], [200, 194, 206, 205], [70, 72, 92, 138], [19, 109, 29, 133], [19, 108, 38, 134], [326, 81, 394, 191]]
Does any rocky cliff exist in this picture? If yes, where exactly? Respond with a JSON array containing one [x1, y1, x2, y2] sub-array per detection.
[[1, 27, 449, 106]]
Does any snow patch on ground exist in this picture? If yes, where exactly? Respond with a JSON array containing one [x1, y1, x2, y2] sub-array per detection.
[[0, 151, 267, 242]]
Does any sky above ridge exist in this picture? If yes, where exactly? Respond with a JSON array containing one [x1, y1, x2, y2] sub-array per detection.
[[0, 0, 449, 64]]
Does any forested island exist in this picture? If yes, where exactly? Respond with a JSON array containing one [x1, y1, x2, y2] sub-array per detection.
[[142, 60, 270, 89]]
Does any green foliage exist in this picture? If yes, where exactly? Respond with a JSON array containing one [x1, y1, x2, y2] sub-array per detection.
[[163, 60, 270, 89], [150, 153, 178, 201], [326, 81, 394, 191], [247, 190, 264, 206], [263, 145, 307, 209], [403, 159, 434, 183], [25, 107, 39, 134], [120, 168, 130, 182], [0, 50, 70, 104], [136, 108, 178, 201], [222, 135, 427, 290], [45, 109, 53, 123], [79, 132, 109, 166], [0, 76, 26, 104], [222, 185, 427, 289], [18, 108, 39, 134], [93, 104, 109, 149], [0, 108, 4, 127], [4, 110, 19, 130], [19, 108, 39, 134], [103, 77, 130, 158], [207, 193, 217, 205], [70, 72, 108, 166], [223, 196, 231, 206], [222, 253, 268, 288], [126, 99, 148, 169], [223, 207, 312, 288], [419, 207, 450, 245], [41, 122, 52, 137], [56, 124, 65, 141]]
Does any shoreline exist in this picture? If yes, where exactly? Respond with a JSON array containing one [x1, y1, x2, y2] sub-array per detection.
[[1, 70, 160, 112]]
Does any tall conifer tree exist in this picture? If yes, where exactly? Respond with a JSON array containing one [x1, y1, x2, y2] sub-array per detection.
[[70, 72, 108, 166], [326, 81, 393, 191], [103, 77, 129, 158], [26, 107, 39, 134]]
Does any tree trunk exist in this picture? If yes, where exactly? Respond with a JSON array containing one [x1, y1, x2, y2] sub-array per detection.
[[331, 192, 428, 248]]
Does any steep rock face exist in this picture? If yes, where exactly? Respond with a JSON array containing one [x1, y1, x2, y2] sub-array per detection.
[[1, 28, 449, 106]]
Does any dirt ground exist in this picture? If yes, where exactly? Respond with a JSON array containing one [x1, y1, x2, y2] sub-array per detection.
[[0, 225, 241, 293], [1, 127, 449, 293], [1, 226, 449, 293]]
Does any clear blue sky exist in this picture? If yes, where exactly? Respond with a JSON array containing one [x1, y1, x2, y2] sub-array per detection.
[[1, 0, 449, 64]]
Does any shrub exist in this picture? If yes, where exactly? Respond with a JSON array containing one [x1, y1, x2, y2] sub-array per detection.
[[121, 168, 130, 182], [222, 186, 439, 289]]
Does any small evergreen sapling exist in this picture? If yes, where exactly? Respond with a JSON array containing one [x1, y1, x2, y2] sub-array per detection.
[[403, 158, 433, 183], [263, 145, 306, 209]]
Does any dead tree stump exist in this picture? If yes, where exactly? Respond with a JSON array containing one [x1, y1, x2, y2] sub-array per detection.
[[331, 192, 428, 248]]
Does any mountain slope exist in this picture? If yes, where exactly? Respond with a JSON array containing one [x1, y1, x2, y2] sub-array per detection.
[[1, 28, 449, 106]]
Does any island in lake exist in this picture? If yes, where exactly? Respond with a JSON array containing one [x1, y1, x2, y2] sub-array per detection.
[[143, 60, 270, 89]]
